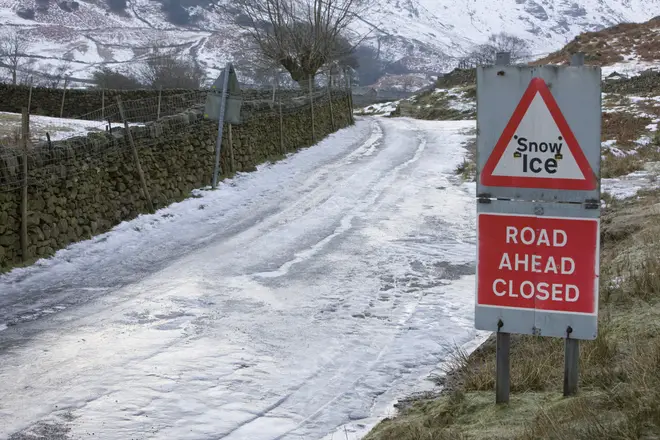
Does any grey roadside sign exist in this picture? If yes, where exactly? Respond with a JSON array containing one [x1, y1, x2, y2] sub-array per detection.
[[474, 53, 602, 402], [208, 62, 243, 189], [204, 63, 243, 124]]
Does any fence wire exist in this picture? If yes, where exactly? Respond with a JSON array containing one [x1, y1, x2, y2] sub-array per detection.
[[0, 77, 352, 193]]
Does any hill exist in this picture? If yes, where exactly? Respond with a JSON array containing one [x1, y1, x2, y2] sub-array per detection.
[[1, 0, 660, 88], [360, 15, 660, 119], [533, 16, 660, 77]]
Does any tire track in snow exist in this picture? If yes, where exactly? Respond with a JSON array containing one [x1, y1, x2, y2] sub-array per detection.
[[219, 123, 430, 439], [250, 121, 424, 280]]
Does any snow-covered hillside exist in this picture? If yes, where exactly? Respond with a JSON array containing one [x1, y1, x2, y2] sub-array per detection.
[[1, 0, 660, 86]]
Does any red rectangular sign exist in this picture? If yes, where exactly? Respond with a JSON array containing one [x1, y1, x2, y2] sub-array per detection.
[[477, 213, 599, 314]]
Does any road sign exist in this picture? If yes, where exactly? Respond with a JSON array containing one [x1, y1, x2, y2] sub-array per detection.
[[476, 65, 601, 203], [475, 200, 600, 340], [204, 64, 243, 124], [480, 78, 597, 191], [478, 213, 599, 314], [476, 55, 601, 404]]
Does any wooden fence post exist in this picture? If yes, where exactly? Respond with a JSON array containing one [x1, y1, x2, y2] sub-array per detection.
[[20, 107, 29, 262], [309, 74, 316, 143], [60, 77, 68, 118], [27, 78, 33, 114], [279, 99, 284, 154], [101, 88, 105, 121], [328, 75, 335, 131], [157, 86, 162, 120], [116, 97, 154, 213], [344, 69, 353, 124], [228, 123, 235, 173]]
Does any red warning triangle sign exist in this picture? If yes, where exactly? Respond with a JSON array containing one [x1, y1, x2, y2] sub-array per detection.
[[480, 77, 597, 190]]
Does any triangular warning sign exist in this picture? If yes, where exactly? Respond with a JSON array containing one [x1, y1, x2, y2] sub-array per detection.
[[480, 77, 597, 190]]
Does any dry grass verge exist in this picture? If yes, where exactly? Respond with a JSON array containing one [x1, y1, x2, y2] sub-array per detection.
[[601, 112, 653, 147], [365, 188, 660, 440], [455, 133, 476, 181], [601, 142, 660, 178], [392, 87, 476, 121]]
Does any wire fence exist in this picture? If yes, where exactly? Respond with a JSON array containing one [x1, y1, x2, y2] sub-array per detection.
[[0, 72, 353, 193]]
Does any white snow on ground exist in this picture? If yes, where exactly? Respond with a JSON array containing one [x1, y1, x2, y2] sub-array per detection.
[[602, 162, 660, 199], [601, 57, 659, 78], [0, 117, 486, 440], [443, 90, 476, 113], [321, 329, 490, 440], [356, 101, 400, 116], [0, 112, 146, 142]]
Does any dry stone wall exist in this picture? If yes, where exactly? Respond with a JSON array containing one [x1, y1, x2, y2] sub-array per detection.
[[0, 83, 339, 120], [0, 92, 352, 272]]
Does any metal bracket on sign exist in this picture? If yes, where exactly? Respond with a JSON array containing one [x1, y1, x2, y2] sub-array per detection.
[[584, 199, 600, 210], [478, 193, 492, 204]]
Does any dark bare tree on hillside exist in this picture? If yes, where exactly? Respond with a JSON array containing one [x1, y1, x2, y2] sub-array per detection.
[[138, 48, 205, 89], [485, 32, 531, 62], [233, 0, 372, 88], [0, 30, 30, 85], [461, 32, 531, 67]]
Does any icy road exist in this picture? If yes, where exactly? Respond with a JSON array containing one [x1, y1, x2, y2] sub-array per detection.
[[0, 117, 486, 440]]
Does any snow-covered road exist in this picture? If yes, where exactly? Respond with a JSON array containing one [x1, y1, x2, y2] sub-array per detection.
[[0, 117, 485, 440]]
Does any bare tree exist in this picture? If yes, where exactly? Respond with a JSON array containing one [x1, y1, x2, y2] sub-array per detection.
[[460, 32, 531, 67], [0, 30, 31, 85], [250, 56, 283, 88], [138, 48, 205, 89], [232, 0, 372, 88], [485, 32, 531, 63], [47, 61, 72, 88]]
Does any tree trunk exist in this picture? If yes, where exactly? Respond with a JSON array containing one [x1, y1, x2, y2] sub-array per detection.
[[296, 76, 315, 90], [280, 61, 316, 90]]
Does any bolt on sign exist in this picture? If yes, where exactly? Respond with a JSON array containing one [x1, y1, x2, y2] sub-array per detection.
[[475, 65, 601, 341]]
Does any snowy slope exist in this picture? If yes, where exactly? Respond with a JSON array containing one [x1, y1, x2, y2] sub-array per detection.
[[1, 0, 660, 84]]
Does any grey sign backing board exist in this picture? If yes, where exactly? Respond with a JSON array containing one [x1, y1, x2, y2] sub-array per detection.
[[476, 65, 601, 203], [204, 64, 243, 124], [475, 199, 600, 340]]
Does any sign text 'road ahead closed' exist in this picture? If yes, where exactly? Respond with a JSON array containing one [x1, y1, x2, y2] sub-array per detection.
[[477, 213, 599, 315]]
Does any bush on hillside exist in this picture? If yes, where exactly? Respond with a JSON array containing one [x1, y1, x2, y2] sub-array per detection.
[[138, 50, 205, 89], [92, 67, 143, 90]]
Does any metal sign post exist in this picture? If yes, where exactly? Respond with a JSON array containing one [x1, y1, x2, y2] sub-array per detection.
[[212, 62, 232, 189], [475, 52, 601, 403]]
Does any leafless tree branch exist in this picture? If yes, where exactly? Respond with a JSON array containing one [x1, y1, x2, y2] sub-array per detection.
[[0, 30, 31, 85], [138, 48, 206, 89], [232, 0, 372, 87], [459, 32, 531, 68]]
